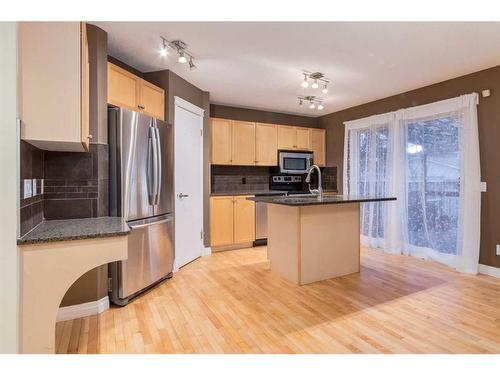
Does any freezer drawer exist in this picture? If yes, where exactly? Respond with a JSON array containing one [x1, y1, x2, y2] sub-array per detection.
[[115, 214, 174, 303]]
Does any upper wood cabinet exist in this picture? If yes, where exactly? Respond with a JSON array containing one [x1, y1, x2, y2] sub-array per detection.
[[211, 118, 233, 164], [311, 129, 326, 167], [277, 126, 311, 151], [19, 22, 90, 152], [210, 118, 325, 167], [139, 80, 165, 120], [232, 121, 255, 165], [107, 62, 165, 121], [255, 123, 278, 166], [277, 126, 296, 150], [107, 63, 140, 111], [296, 127, 312, 150]]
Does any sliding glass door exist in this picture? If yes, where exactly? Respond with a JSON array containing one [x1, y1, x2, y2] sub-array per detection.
[[403, 113, 461, 265], [344, 94, 481, 273]]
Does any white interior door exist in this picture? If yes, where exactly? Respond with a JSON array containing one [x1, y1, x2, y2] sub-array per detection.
[[174, 97, 204, 270]]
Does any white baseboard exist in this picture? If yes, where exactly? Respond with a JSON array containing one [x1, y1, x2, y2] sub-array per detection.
[[478, 264, 500, 278], [57, 296, 109, 322]]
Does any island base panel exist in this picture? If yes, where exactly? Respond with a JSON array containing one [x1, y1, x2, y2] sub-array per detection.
[[267, 203, 360, 285]]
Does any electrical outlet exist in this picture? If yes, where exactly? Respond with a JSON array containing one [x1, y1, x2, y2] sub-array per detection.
[[497, 244, 500, 256]]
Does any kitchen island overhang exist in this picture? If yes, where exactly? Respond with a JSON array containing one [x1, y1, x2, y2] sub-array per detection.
[[247, 195, 396, 285]]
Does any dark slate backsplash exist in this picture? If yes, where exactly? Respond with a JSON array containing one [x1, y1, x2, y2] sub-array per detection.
[[211, 165, 337, 194], [20, 141, 44, 236], [43, 144, 108, 220], [211, 165, 271, 194], [19, 141, 109, 236]]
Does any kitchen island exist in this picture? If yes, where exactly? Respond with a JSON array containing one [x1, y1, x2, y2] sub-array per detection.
[[248, 195, 396, 285]]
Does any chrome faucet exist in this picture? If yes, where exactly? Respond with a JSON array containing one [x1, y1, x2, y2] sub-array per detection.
[[305, 164, 323, 201]]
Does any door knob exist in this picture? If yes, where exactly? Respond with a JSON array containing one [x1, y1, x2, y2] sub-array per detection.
[[178, 193, 189, 199]]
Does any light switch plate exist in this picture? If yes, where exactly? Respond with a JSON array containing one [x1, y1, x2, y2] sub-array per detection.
[[497, 244, 500, 256], [480, 182, 487, 192], [23, 180, 32, 199]]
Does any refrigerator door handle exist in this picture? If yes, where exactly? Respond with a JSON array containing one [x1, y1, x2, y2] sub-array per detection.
[[154, 126, 162, 205], [146, 128, 155, 204], [128, 215, 172, 229], [149, 127, 160, 205]]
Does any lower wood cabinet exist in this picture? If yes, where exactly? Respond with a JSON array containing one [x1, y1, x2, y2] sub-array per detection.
[[210, 195, 255, 248]]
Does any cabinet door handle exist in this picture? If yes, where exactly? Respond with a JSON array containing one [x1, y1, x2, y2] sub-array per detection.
[[138, 105, 145, 110]]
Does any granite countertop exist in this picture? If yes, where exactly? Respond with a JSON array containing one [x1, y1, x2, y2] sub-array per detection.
[[247, 195, 397, 206], [210, 190, 287, 197], [18, 217, 131, 245]]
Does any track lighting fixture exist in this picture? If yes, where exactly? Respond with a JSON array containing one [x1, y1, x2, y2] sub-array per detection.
[[297, 96, 324, 111], [159, 36, 196, 71], [300, 71, 330, 93]]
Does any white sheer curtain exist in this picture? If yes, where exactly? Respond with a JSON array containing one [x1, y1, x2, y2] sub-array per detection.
[[343, 113, 397, 250], [344, 93, 481, 274]]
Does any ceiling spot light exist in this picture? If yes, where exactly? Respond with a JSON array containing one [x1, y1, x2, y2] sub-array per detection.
[[161, 37, 197, 70], [322, 83, 328, 94], [189, 56, 196, 70], [159, 38, 169, 57], [301, 75, 309, 88], [298, 98, 303, 106], [178, 52, 187, 63], [312, 79, 319, 89], [309, 101, 315, 109], [318, 104, 324, 110]]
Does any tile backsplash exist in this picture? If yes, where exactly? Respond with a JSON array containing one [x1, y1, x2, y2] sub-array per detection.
[[19, 141, 109, 236], [211, 165, 337, 194], [211, 165, 271, 194]]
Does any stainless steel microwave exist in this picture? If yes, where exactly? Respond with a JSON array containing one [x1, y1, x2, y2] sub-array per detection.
[[278, 150, 314, 174]]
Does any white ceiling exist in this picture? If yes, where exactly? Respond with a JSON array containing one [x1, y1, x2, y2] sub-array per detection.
[[93, 22, 500, 117]]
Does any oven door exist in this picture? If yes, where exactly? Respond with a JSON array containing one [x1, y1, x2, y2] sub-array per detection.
[[279, 151, 313, 174]]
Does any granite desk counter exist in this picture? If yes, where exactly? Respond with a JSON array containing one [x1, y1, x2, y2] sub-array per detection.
[[17, 217, 130, 353], [247, 195, 396, 285]]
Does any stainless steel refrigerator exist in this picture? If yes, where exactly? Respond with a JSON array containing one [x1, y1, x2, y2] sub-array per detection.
[[108, 107, 174, 306]]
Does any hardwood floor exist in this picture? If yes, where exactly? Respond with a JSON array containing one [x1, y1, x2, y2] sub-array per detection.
[[55, 247, 500, 354]]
